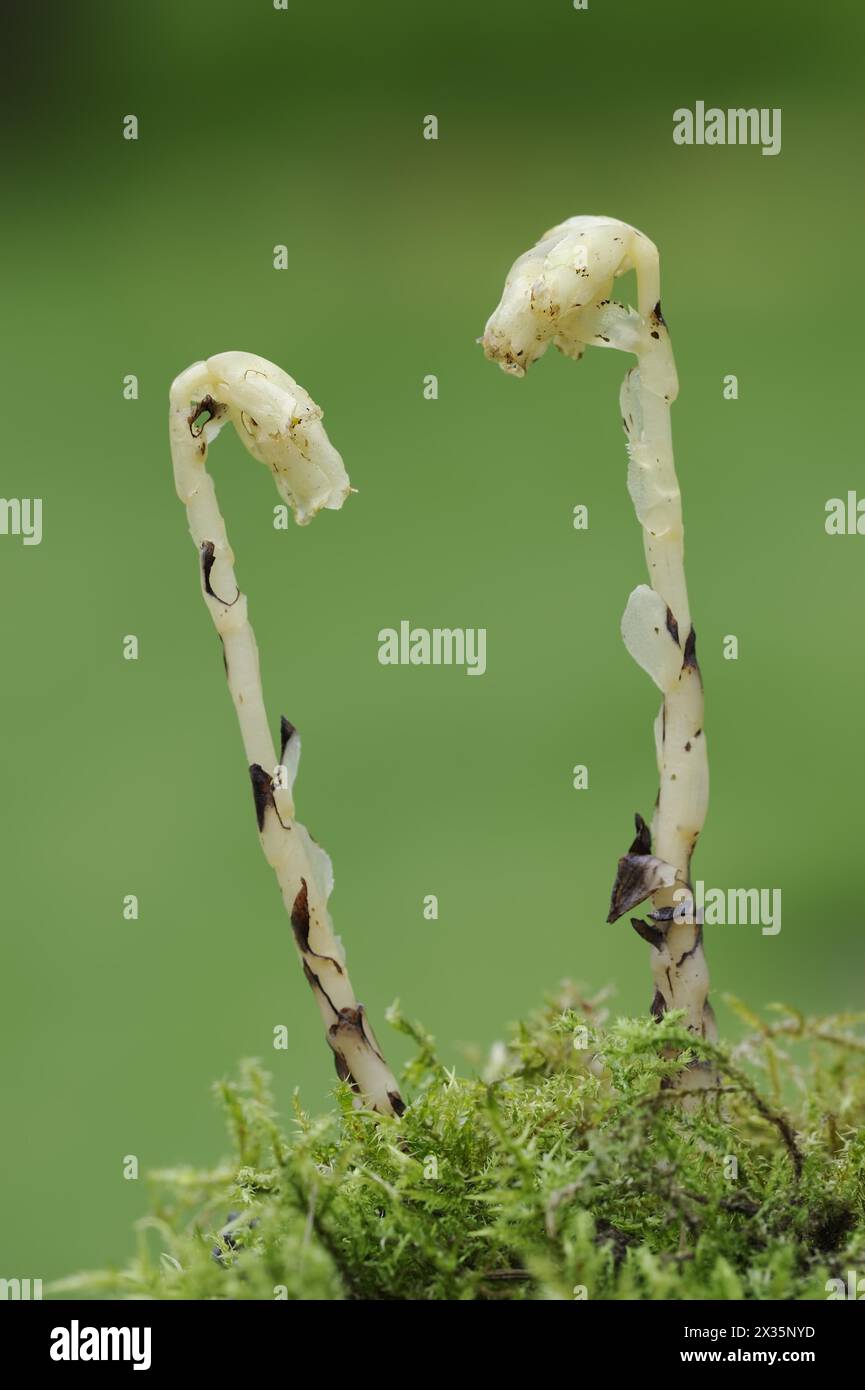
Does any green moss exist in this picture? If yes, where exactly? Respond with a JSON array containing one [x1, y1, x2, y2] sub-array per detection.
[[53, 989, 865, 1301]]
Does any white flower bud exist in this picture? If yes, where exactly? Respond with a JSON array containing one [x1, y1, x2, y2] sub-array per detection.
[[480, 215, 653, 376]]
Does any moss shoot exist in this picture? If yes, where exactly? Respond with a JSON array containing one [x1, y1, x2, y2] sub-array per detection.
[[54, 988, 865, 1301]]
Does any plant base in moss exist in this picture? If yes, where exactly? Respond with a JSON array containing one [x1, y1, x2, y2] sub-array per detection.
[[54, 988, 865, 1301]]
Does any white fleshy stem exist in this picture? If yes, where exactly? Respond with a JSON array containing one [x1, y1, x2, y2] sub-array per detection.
[[481, 218, 715, 1071], [169, 351, 403, 1116]]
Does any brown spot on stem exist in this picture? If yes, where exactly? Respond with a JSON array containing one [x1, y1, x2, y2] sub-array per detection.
[[649, 905, 676, 922], [630, 812, 652, 855], [329, 1004, 386, 1063], [302, 960, 340, 1020], [665, 606, 680, 646], [291, 878, 344, 974], [682, 626, 699, 672], [676, 931, 703, 968], [280, 715, 297, 762], [200, 541, 239, 607], [388, 1091, 406, 1117], [249, 763, 290, 833], [651, 301, 667, 328], [650, 990, 667, 1020], [291, 879, 310, 937], [333, 1049, 360, 1092], [188, 395, 222, 438], [631, 917, 665, 950], [249, 764, 271, 832]]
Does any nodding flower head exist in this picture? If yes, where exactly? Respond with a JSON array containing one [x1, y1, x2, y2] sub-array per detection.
[[481, 215, 649, 377], [177, 351, 350, 526]]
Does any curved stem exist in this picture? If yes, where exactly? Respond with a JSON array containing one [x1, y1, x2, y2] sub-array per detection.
[[610, 251, 714, 1061], [169, 352, 403, 1116], [481, 218, 715, 1069], [621, 317, 714, 1053]]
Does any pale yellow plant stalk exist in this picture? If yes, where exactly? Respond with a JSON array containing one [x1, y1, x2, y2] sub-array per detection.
[[481, 218, 714, 1071], [169, 351, 403, 1115]]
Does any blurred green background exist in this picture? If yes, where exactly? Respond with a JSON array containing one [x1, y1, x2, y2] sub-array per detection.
[[1, 0, 863, 1285]]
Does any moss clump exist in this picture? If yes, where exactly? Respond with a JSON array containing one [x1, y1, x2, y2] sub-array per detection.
[[54, 988, 865, 1300]]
